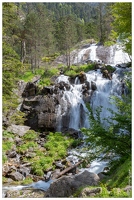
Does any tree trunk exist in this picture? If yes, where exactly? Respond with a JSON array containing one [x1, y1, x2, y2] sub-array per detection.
[[21, 40, 26, 64]]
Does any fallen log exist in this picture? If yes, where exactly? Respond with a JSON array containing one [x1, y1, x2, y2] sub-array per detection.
[[26, 160, 84, 182], [54, 160, 83, 179]]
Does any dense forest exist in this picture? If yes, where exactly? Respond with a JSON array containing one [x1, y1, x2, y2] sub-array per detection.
[[2, 2, 132, 198]]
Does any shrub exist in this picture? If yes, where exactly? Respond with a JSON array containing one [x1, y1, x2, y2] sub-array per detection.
[[17, 141, 38, 154], [22, 130, 38, 141]]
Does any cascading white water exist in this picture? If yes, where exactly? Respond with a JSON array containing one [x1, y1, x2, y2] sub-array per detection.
[[86, 69, 121, 127], [73, 44, 98, 64], [55, 75, 90, 131], [55, 66, 130, 131], [73, 43, 131, 65], [110, 44, 131, 65]]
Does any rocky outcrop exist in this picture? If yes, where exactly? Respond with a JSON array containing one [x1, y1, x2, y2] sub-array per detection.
[[7, 125, 30, 137], [21, 94, 61, 131], [45, 170, 100, 197], [20, 73, 96, 131], [78, 187, 102, 197], [78, 71, 87, 83], [102, 69, 112, 80]]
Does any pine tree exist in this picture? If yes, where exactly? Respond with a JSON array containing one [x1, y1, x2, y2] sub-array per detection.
[[55, 15, 77, 69]]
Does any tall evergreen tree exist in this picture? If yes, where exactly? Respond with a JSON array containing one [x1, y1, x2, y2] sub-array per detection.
[[55, 15, 77, 68]]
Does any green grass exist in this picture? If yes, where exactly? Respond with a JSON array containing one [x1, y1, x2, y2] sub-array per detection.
[[19, 71, 35, 82], [19, 67, 59, 86], [2, 131, 16, 164], [64, 64, 95, 77]]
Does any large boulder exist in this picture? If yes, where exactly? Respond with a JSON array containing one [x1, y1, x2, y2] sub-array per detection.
[[7, 125, 30, 137], [45, 170, 100, 197]]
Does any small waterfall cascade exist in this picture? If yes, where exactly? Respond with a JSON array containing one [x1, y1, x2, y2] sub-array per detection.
[[55, 75, 90, 131], [86, 69, 121, 127], [73, 43, 98, 64], [109, 44, 131, 65], [73, 43, 131, 65]]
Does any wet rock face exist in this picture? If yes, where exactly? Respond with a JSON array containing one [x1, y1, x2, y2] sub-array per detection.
[[95, 46, 112, 64], [78, 71, 87, 84], [22, 82, 37, 97], [21, 95, 60, 131]]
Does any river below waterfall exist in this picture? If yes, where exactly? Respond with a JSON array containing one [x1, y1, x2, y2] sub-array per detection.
[[2, 43, 131, 197]]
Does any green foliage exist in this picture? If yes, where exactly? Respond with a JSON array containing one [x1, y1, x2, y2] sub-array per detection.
[[3, 42, 22, 96], [71, 139, 82, 148], [111, 3, 132, 55], [2, 131, 15, 154], [3, 130, 15, 138], [64, 70, 77, 77], [23, 132, 74, 176], [19, 67, 59, 87], [73, 184, 131, 198], [19, 71, 36, 82], [104, 65, 116, 73], [20, 177, 33, 185], [2, 40, 24, 128], [17, 141, 38, 154], [64, 63, 95, 77], [44, 132, 74, 159], [22, 130, 38, 141], [39, 78, 51, 86], [38, 68, 59, 86], [2, 131, 15, 164], [31, 156, 55, 176], [107, 157, 131, 188], [109, 188, 131, 198], [2, 141, 14, 162], [96, 185, 130, 198], [42, 53, 60, 62], [2, 154, 8, 164], [9, 110, 26, 125]]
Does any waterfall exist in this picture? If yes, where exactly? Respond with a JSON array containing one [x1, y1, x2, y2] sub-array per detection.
[[86, 69, 121, 127], [110, 45, 131, 65], [72, 43, 131, 65], [55, 66, 131, 132], [55, 75, 90, 131], [73, 44, 98, 64]]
